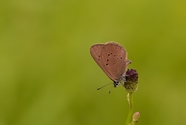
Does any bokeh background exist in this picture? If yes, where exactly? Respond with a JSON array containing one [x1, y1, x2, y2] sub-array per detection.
[[0, 0, 186, 125]]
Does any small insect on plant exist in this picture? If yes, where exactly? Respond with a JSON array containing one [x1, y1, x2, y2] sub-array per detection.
[[90, 41, 139, 125]]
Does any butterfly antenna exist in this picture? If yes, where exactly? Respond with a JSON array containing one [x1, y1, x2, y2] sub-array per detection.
[[97, 83, 112, 90], [108, 85, 114, 94]]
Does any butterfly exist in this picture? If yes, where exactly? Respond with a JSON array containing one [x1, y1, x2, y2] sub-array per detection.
[[90, 42, 131, 88]]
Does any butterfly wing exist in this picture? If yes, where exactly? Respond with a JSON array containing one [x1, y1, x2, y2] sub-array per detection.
[[101, 42, 128, 82], [90, 44, 113, 80]]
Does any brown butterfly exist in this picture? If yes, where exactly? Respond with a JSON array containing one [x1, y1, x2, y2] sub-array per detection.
[[90, 42, 131, 88]]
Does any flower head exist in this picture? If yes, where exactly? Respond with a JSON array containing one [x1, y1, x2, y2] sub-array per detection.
[[124, 69, 138, 93]]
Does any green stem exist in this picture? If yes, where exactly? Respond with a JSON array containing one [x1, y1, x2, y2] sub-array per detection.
[[130, 121, 136, 125], [125, 92, 133, 125]]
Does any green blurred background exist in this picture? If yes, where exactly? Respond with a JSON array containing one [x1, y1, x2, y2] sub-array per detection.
[[0, 0, 186, 125]]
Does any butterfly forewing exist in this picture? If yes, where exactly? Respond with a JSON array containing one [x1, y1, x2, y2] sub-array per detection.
[[101, 42, 128, 81]]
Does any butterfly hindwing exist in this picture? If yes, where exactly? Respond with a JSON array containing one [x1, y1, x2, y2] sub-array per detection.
[[90, 44, 113, 80]]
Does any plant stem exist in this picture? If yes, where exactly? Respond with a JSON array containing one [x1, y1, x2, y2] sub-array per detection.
[[125, 92, 133, 125], [130, 121, 136, 125]]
